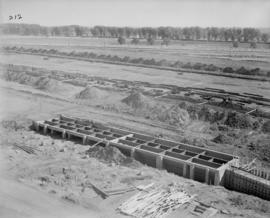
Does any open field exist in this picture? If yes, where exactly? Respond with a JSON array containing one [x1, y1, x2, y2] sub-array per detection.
[[1, 36, 270, 218], [2, 36, 270, 71], [2, 52, 270, 97]]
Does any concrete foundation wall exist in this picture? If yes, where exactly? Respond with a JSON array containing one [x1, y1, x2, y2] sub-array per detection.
[[33, 116, 237, 187], [204, 151, 233, 161], [134, 150, 157, 168], [163, 158, 184, 176], [194, 167, 206, 183], [209, 171, 216, 185], [224, 169, 270, 200]]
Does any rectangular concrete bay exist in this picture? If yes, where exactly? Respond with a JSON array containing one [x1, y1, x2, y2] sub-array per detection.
[[33, 115, 239, 185]]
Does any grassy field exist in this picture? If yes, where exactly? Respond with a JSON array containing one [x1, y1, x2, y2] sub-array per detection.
[[2, 36, 270, 71]]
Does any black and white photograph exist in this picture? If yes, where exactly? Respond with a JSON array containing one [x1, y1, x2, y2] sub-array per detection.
[[0, 0, 270, 217]]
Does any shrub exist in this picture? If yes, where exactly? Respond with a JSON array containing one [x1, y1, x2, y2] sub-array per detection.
[[117, 36, 126, 45], [261, 120, 270, 133], [182, 62, 192, 69], [88, 52, 97, 58], [131, 38, 139, 45], [172, 61, 183, 68], [250, 41, 257, 49], [122, 56, 130, 62], [250, 68, 260, 75], [161, 38, 170, 46], [223, 67, 234, 73], [224, 112, 253, 129], [111, 55, 121, 61], [157, 59, 170, 67], [194, 63, 203, 70], [97, 54, 106, 59], [147, 37, 155, 45], [204, 64, 219, 71], [143, 58, 156, 65], [232, 41, 239, 48], [236, 66, 249, 75]]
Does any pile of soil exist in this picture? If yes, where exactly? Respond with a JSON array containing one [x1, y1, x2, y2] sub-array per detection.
[[225, 112, 254, 129], [75, 86, 106, 100], [179, 103, 226, 123], [212, 133, 233, 144], [121, 91, 152, 109], [3, 71, 60, 92], [34, 76, 59, 91], [197, 106, 224, 123], [4, 71, 36, 85], [86, 145, 140, 167], [155, 104, 190, 126], [0, 120, 27, 131], [229, 194, 270, 213], [162, 101, 259, 130]]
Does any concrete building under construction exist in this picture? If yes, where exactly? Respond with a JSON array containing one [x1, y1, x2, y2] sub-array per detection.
[[33, 115, 239, 186]]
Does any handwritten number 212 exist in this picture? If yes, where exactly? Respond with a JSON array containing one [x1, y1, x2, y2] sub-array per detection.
[[9, 14, 22, 20]]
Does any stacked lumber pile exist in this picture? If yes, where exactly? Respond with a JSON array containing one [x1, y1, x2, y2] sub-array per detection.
[[13, 143, 38, 154], [118, 184, 193, 218]]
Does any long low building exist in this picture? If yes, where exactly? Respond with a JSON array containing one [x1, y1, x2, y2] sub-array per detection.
[[33, 115, 239, 186]]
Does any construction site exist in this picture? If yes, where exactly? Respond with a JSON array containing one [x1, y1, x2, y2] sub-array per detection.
[[33, 115, 238, 186], [1, 6, 270, 217], [1, 43, 270, 218], [33, 114, 270, 200]]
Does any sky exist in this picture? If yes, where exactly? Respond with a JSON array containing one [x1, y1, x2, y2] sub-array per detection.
[[1, 0, 270, 28]]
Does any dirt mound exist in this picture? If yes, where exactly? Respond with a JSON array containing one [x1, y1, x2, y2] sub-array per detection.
[[212, 134, 233, 144], [121, 91, 152, 109], [156, 104, 190, 126], [0, 120, 26, 131], [178, 103, 226, 123], [86, 145, 140, 167], [225, 112, 253, 129], [34, 76, 59, 91], [75, 86, 106, 100], [229, 194, 270, 213], [4, 71, 36, 84], [198, 106, 220, 123], [3, 71, 60, 92]]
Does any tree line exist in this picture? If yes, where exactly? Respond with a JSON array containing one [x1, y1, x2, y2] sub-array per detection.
[[1, 23, 269, 43]]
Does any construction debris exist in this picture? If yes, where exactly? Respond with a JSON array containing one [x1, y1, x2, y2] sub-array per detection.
[[189, 201, 218, 217], [105, 187, 136, 196], [86, 181, 108, 199], [13, 143, 38, 154], [118, 183, 194, 218], [86, 180, 136, 199], [86, 145, 140, 167]]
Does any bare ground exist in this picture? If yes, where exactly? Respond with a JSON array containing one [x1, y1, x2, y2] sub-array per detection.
[[0, 41, 270, 217], [0, 71, 270, 218]]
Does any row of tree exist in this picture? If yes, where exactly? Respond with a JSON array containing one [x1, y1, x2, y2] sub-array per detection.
[[1, 23, 269, 43], [5, 46, 269, 77]]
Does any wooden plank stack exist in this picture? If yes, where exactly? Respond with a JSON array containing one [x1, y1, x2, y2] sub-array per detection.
[[118, 184, 193, 218], [13, 143, 38, 155]]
